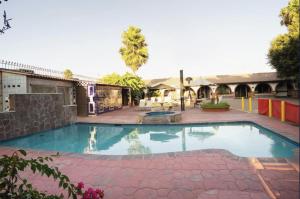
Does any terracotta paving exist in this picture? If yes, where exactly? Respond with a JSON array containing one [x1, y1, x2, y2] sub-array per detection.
[[0, 148, 273, 199], [1, 107, 299, 199]]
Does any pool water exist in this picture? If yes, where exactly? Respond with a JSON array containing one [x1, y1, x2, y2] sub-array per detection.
[[146, 111, 174, 116], [0, 122, 298, 157]]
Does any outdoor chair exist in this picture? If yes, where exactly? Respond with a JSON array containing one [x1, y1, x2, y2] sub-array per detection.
[[163, 102, 173, 111], [151, 102, 163, 111], [136, 99, 151, 111]]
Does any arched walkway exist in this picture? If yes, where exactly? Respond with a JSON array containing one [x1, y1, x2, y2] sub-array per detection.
[[216, 84, 231, 95], [255, 83, 272, 93], [197, 86, 211, 99], [235, 84, 251, 98]]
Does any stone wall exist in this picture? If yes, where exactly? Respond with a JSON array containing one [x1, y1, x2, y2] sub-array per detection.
[[0, 94, 77, 141], [63, 105, 77, 125], [0, 71, 2, 111]]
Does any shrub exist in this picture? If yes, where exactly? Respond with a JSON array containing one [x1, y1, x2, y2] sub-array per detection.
[[200, 102, 230, 109], [0, 150, 104, 199]]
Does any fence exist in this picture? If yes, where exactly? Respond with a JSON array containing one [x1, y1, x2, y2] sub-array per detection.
[[0, 59, 98, 81], [258, 98, 300, 125]]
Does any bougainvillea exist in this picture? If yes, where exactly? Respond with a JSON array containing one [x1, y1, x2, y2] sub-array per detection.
[[0, 150, 104, 198]]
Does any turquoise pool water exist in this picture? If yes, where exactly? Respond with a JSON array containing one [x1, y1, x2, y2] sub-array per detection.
[[0, 122, 298, 157], [146, 111, 174, 116]]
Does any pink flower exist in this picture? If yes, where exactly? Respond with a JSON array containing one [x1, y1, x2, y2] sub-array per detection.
[[76, 182, 84, 190], [92, 190, 98, 199], [96, 189, 104, 198], [83, 191, 90, 199]]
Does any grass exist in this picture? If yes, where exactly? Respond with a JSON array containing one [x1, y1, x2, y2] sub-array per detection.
[[200, 101, 230, 109]]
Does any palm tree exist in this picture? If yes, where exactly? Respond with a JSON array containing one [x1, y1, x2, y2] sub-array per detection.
[[119, 26, 149, 73]]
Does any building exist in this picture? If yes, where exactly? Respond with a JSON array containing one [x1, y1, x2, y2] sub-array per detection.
[[0, 60, 131, 115], [0, 68, 76, 112], [76, 81, 131, 116], [145, 72, 298, 100]]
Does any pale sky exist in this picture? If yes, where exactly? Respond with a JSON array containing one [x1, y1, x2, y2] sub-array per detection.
[[0, 0, 287, 79]]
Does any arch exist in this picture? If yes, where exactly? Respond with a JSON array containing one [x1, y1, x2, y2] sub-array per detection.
[[255, 83, 272, 93], [184, 87, 196, 100], [197, 86, 211, 99], [235, 84, 251, 98], [216, 84, 232, 94]]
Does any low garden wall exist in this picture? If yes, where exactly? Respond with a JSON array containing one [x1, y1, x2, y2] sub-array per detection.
[[0, 94, 77, 141], [258, 98, 300, 125]]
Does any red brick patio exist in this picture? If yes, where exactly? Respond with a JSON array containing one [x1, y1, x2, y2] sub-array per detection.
[[1, 108, 299, 199]]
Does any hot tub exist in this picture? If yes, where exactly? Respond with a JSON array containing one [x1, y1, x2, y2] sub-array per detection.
[[138, 111, 182, 124]]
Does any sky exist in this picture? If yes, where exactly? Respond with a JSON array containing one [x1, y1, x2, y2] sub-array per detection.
[[0, 0, 288, 79]]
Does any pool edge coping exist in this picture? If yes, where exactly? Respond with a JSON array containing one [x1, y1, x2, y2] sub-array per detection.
[[0, 120, 298, 160], [0, 145, 271, 161]]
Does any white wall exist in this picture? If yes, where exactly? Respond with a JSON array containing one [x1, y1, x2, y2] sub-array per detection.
[[2, 72, 27, 111]]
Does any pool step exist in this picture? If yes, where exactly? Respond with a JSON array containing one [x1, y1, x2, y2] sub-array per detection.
[[262, 162, 294, 171]]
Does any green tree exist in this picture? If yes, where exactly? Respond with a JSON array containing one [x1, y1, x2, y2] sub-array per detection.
[[267, 0, 299, 80], [120, 72, 145, 104], [119, 26, 149, 73], [99, 72, 145, 104], [97, 72, 122, 85], [63, 69, 73, 79]]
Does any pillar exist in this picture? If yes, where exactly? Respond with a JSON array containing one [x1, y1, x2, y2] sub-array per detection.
[[241, 97, 245, 111], [228, 84, 237, 97], [248, 97, 252, 112], [268, 99, 272, 117], [209, 85, 217, 94], [269, 82, 278, 95], [281, 101, 285, 122]]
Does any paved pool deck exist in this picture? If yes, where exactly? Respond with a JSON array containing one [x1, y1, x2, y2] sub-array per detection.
[[1, 108, 299, 199]]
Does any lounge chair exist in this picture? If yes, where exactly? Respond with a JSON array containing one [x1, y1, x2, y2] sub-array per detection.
[[163, 102, 173, 110], [136, 99, 151, 111], [151, 102, 162, 111]]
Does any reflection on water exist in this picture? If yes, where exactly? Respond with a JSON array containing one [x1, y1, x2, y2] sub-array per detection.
[[186, 126, 215, 141], [150, 133, 179, 142], [84, 127, 97, 153], [258, 128, 295, 157], [126, 128, 151, 155], [0, 123, 298, 157]]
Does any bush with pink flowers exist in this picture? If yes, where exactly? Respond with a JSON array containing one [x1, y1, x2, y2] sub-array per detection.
[[76, 182, 104, 199], [0, 149, 104, 199]]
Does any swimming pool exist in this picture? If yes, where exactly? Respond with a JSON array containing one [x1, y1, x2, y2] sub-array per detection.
[[0, 122, 298, 157]]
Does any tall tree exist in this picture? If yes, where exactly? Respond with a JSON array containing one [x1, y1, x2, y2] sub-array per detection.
[[119, 26, 149, 73], [267, 0, 299, 81]]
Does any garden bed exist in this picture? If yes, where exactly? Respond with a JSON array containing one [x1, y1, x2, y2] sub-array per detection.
[[201, 102, 230, 112]]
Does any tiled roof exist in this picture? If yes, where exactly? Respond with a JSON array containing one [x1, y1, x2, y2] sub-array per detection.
[[145, 77, 213, 88], [205, 72, 283, 84], [0, 68, 77, 82], [146, 72, 286, 87]]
